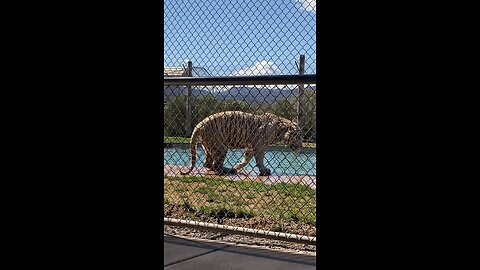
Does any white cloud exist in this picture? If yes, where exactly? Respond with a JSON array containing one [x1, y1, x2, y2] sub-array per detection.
[[232, 60, 282, 76], [224, 61, 283, 90], [209, 61, 314, 92], [296, 0, 316, 13]]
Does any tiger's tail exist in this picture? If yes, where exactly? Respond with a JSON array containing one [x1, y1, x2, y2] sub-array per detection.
[[180, 128, 200, 175]]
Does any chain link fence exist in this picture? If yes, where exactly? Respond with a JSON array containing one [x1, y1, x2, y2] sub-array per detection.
[[164, 0, 316, 244]]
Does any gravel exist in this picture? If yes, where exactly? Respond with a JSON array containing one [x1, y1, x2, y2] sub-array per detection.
[[164, 226, 316, 255]]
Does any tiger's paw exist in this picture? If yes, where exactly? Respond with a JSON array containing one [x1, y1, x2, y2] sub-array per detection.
[[259, 168, 271, 176]]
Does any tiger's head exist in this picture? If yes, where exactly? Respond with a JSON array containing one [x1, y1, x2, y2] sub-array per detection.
[[262, 113, 304, 151]]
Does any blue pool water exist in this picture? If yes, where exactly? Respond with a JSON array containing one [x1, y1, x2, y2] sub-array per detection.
[[164, 147, 316, 176]]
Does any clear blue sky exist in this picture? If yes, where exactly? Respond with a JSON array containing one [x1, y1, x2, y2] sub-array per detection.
[[164, 0, 316, 76]]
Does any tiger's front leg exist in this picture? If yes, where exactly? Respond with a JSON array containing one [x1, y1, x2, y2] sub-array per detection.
[[234, 148, 254, 172], [254, 147, 271, 176]]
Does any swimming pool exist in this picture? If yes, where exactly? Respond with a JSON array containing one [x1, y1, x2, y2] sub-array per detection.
[[164, 146, 316, 176]]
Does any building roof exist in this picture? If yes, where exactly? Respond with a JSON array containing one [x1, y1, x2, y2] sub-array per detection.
[[164, 66, 212, 77], [164, 67, 187, 77]]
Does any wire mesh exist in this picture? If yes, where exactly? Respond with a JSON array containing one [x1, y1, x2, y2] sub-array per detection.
[[164, 0, 316, 242], [164, 0, 316, 76]]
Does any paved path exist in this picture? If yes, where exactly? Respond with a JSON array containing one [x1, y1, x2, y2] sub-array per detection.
[[164, 234, 316, 269], [164, 164, 316, 189]]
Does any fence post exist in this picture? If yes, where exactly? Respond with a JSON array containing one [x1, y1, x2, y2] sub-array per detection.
[[297, 55, 305, 130], [185, 60, 193, 136]]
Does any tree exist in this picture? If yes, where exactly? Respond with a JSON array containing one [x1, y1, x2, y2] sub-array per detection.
[[164, 95, 187, 137], [270, 90, 316, 142], [164, 91, 316, 142], [271, 99, 296, 120], [298, 90, 316, 142]]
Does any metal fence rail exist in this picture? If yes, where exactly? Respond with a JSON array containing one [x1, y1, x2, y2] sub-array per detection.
[[164, 74, 317, 86], [165, 217, 316, 245]]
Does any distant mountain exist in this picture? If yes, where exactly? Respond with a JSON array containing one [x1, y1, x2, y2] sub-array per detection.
[[163, 86, 210, 102], [164, 85, 316, 104], [213, 86, 296, 104]]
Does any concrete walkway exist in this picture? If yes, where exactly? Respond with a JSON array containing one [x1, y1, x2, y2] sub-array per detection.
[[164, 234, 316, 270], [164, 164, 316, 189]]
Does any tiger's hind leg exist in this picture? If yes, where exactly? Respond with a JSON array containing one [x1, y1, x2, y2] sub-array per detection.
[[202, 145, 214, 171], [204, 154, 214, 171], [213, 149, 237, 175]]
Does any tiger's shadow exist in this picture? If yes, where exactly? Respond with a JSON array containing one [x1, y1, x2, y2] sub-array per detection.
[[203, 167, 271, 178]]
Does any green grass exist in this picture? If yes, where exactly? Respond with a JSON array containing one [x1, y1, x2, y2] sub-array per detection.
[[174, 186, 187, 192], [164, 175, 316, 224], [164, 136, 191, 143]]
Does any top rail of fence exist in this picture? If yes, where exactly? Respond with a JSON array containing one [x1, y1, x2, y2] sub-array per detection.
[[163, 75, 316, 86]]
